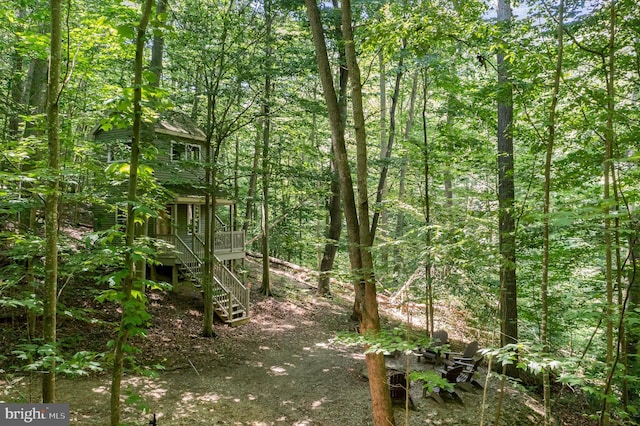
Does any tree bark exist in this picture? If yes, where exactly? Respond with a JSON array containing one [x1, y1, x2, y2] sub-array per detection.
[[341, 1, 395, 423], [42, 0, 62, 404], [541, 2, 564, 423], [496, 0, 518, 377], [260, 0, 272, 296], [317, 0, 347, 298], [394, 73, 418, 274], [305, 1, 393, 423], [150, 0, 166, 87], [600, 2, 617, 424], [110, 1, 153, 423]]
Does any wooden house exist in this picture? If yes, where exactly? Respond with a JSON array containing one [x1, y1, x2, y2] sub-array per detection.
[[91, 116, 249, 326]]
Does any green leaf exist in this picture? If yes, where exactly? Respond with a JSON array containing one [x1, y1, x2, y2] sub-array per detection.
[[116, 25, 135, 39]]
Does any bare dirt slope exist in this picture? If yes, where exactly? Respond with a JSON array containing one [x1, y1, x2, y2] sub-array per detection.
[[1, 260, 594, 425]]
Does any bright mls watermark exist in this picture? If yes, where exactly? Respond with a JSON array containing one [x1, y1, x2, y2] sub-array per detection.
[[0, 404, 69, 425]]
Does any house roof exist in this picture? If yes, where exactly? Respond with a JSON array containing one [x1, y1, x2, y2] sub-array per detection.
[[90, 114, 206, 142], [156, 117, 206, 142]]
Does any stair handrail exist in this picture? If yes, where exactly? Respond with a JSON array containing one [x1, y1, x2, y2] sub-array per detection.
[[214, 255, 249, 314], [157, 234, 202, 279]]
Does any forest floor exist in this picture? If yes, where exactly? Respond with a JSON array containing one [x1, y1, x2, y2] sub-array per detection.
[[1, 259, 596, 425]]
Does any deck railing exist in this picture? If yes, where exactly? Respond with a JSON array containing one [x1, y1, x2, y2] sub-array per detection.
[[214, 231, 245, 253], [213, 257, 250, 317], [156, 233, 248, 322]]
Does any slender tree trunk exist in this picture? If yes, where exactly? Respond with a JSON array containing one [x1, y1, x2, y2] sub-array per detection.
[[7, 49, 23, 138], [260, 0, 272, 296], [317, 153, 342, 297], [600, 2, 617, 424], [202, 93, 215, 337], [541, 2, 564, 423], [422, 70, 434, 336], [377, 51, 388, 267], [371, 48, 404, 242], [110, 2, 153, 423], [318, 1, 347, 297], [394, 73, 418, 274], [626, 216, 640, 404], [42, 0, 62, 404], [341, 1, 394, 423], [243, 129, 260, 233], [305, 1, 393, 423], [496, 0, 518, 377]]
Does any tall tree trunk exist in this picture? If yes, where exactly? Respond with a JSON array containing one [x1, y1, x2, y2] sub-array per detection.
[[626, 216, 640, 404], [496, 0, 518, 377], [371, 48, 404, 242], [318, 1, 347, 297], [243, 129, 260, 233], [150, 0, 166, 87], [600, 2, 617, 424], [202, 102, 215, 338], [317, 153, 342, 297], [377, 51, 388, 267], [42, 0, 62, 404], [110, 2, 153, 423], [305, 1, 394, 423], [341, 1, 394, 423], [541, 2, 564, 423], [422, 70, 434, 336], [260, 0, 272, 296], [394, 73, 418, 275], [7, 49, 23, 138]]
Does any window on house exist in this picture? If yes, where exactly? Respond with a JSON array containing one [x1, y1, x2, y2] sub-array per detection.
[[186, 144, 201, 161], [107, 139, 131, 163], [171, 141, 201, 162], [171, 141, 185, 161]]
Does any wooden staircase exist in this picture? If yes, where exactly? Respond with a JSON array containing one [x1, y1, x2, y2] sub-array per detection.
[[164, 234, 250, 326]]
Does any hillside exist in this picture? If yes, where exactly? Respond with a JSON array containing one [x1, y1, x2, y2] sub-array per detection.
[[1, 259, 594, 425]]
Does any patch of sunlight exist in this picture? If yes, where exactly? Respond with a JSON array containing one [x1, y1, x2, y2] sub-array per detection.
[[259, 346, 270, 350], [269, 365, 288, 376], [314, 342, 328, 348], [322, 368, 330, 372], [92, 386, 108, 394], [293, 420, 312, 425], [284, 362, 296, 368], [302, 346, 311, 351], [252, 422, 271, 426], [262, 324, 296, 332], [247, 394, 257, 401], [311, 397, 328, 409], [351, 353, 365, 360], [225, 376, 232, 380], [180, 392, 221, 403]]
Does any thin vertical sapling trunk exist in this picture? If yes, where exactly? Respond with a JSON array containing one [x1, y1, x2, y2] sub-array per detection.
[[541, 1, 564, 423], [42, 0, 62, 403], [110, 1, 153, 424]]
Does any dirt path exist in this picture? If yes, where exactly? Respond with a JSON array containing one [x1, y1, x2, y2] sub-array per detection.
[[2, 264, 591, 425]]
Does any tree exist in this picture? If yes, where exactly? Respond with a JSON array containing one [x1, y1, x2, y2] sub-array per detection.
[[305, 0, 394, 423], [496, 0, 518, 376], [42, 0, 63, 403], [110, 1, 153, 423], [260, 0, 273, 296], [541, 1, 564, 423]]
